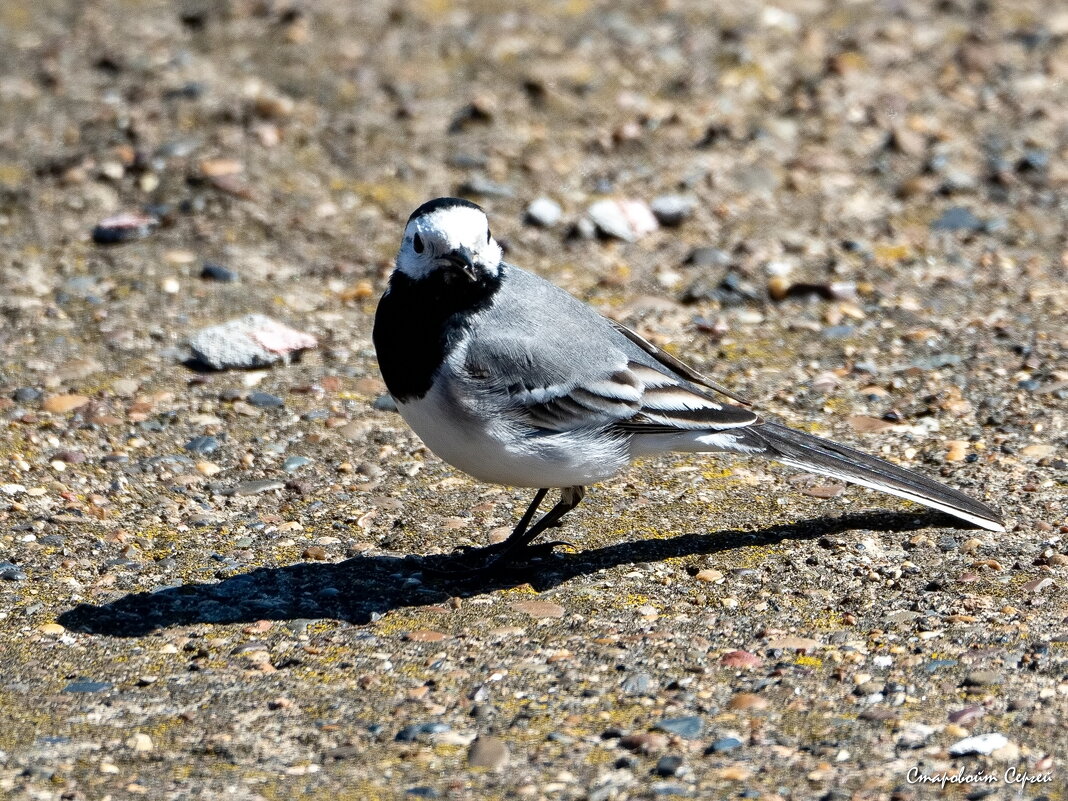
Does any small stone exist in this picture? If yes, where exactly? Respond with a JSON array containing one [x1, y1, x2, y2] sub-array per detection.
[[525, 197, 562, 227], [302, 546, 328, 561], [247, 392, 284, 409], [962, 670, 1001, 687], [948, 732, 1008, 756], [931, 207, 983, 232], [373, 394, 399, 412], [282, 456, 312, 472], [185, 435, 221, 454], [948, 705, 984, 725], [1022, 577, 1054, 593], [92, 212, 158, 244], [395, 722, 450, 743], [694, 568, 723, 583], [111, 378, 139, 397], [127, 733, 153, 752], [621, 672, 654, 695], [654, 755, 684, 777], [201, 263, 238, 282], [654, 716, 703, 740], [467, 735, 509, 770], [588, 199, 659, 242], [40, 623, 65, 635], [42, 394, 90, 414], [196, 461, 222, 476], [683, 247, 731, 268], [650, 194, 695, 226], [945, 440, 969, 462], [720, 650, 762, 669], [727, 693, 768, 711], [707, 737, 743, 754], [12, 387, 41, 403], [0, 562, 27, 581], [63, 680, 113, 693], [188, 314, 317, 370], [848, 415, 895, 434], [511, 600, 565, 619]]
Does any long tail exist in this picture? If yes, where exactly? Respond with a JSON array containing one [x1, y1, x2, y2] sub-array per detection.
[[737, 422, 1005, 532]]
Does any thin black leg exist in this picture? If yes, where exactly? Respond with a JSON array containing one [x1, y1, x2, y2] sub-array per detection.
[[424, 486, 586, 577]]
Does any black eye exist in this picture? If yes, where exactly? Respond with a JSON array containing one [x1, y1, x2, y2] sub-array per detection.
[[413, 234, 424, 254], [486, 228, 492, 243]]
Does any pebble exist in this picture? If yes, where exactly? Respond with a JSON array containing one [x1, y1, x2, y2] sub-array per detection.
[[963, 670, 1001, 687], [0, 562, 27, 581], [948, 732, 1008, 756], [185, 436, 221, 455], [694, 568, 723, 583], [525, 197, 562, 227], [726, 693, 768, 711], [650, 195, 695, 226], [720, 650, 762, 669], [12, 387, 41, 403], [373, 395, 398, 412], [282, 456, 312, 472], [931, 207, 984, 232], [467, 735, 509, 769], [654, 755, 684, 777], [706, 737, 742, 754], [63, 680, 113, 693], [587, 199, 659, 242], [683, 247, 731, 268], [201, 262, 238, 282], [621, 672, 654, 695], [653, 716, 703, 740], [188, 315, 317, 370], [948, 705, 984, 725], [247, 391, 284, 409], [92, 212, 158, 244], [395, 722, 450, 742], [40, 623, 65, 635], [42, 394, 89, 414]]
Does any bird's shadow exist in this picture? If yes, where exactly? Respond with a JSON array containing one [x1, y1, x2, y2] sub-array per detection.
[[59, 510, 959, 637]]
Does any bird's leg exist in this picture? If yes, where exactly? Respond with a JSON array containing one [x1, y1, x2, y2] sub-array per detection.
[[485, 486, 586, 564], [428, 487, 584, 576]]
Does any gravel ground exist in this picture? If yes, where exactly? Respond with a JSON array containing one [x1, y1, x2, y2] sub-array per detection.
[[1, 2, 1066, 799]]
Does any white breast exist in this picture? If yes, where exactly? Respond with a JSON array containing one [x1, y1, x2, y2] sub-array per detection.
[[396, 382, 628, 488]]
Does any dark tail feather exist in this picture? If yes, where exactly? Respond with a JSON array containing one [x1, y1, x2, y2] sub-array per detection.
[[743, 422, 1005, 532]]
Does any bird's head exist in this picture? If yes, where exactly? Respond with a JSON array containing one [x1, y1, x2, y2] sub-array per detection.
[[395, 197, 503, 284]]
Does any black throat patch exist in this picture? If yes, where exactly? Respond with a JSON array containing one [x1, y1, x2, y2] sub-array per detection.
[[373, 265, 503, 402]]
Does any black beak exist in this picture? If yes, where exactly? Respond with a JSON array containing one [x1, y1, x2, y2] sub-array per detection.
[[442, 247, 478, 281]]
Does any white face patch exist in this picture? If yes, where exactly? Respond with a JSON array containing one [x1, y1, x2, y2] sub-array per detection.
[[396, 205, 503, 280]]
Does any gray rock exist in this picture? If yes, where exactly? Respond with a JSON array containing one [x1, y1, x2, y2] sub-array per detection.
[[525, 197, 562, 227], [184, 436, 221, 454], [653, 716, 703, 740], [650, 194, 695, 226], [247, 391, 284, 409], [588, 199, 659, 242], [188, 314, 317, 370]]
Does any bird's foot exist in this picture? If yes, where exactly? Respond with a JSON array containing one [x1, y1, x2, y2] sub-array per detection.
[[421, 539, 572, 579]]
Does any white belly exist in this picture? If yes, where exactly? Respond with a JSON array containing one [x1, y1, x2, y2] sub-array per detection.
[[396, 385, 628, 488]]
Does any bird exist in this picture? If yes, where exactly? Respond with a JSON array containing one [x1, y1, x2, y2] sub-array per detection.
[[372, 197, 1005, 569]]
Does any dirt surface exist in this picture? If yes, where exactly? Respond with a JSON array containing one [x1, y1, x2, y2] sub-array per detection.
[[1, 1, 1066, 799]]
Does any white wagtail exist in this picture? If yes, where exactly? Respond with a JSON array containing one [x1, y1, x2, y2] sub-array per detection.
[[373, 198, 1005, 567]]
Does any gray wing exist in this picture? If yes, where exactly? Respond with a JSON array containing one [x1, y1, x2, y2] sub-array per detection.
[[462, 265, 758, 433]]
